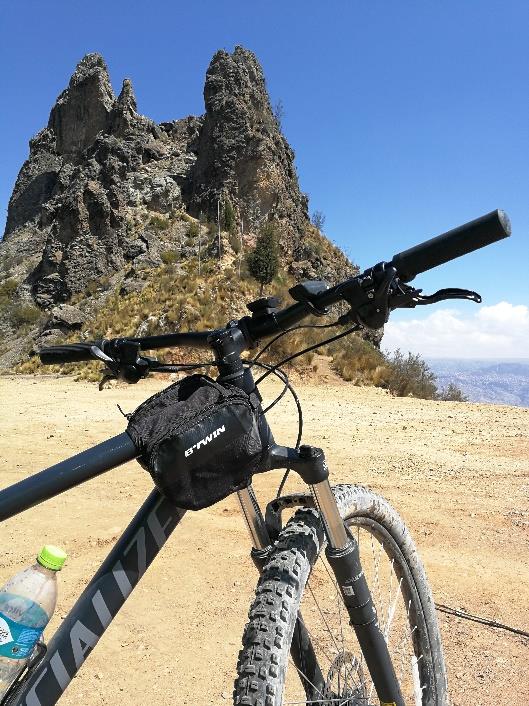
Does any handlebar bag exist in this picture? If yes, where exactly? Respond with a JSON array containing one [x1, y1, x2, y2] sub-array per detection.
[[126, 374, 265, 510]]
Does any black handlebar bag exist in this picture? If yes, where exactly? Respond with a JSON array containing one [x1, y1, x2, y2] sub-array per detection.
[[127, 375, 265, 510]]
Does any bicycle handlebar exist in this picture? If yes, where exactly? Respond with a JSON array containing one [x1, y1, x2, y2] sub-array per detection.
[[39, 343, 100, 365], [38, 208, 511, 367], [390, 209, 511, 282], [39, 332, 214, 365]]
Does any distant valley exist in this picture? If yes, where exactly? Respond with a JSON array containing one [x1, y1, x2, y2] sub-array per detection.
[[427, 358, 529, 408]]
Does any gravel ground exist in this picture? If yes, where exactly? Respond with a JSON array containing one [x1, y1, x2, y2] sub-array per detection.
[[0, 374, 527, 705]]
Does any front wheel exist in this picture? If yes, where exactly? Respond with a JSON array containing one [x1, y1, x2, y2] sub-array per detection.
[[234, 484, 448, 705]]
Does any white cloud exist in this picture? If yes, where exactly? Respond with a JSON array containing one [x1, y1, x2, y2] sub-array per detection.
[[383, 302, 529, 358]]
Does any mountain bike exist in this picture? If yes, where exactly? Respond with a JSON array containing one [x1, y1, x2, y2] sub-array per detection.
[[0, 209, 510, 706]]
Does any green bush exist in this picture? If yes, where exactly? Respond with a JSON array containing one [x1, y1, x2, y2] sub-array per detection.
[[161, 250, 178, 265], [438, 383, 467, 402], [187, 220, 200, 238], [10, 303, 42, 328], [223, 200, 237, 235], [229, 232, 242, 254], [247, 222, 280, 295], [384, 350, 438, 399], [149, 213, 170, 231], [329, 335, 387, 384], [0, 278, 18, 302]]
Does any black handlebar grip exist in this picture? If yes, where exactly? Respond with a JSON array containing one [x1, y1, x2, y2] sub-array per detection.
[[39, 343, 98, 365], [390, 209, 511, 281]]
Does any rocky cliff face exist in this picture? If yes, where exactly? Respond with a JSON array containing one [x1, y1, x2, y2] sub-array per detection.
[[0, 46, 357, 366], [185, 47, 308, 239], [3, 53, 201, 307]]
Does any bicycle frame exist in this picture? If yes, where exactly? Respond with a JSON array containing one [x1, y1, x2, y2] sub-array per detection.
[[0, 433, 297, 705], [0, 434, 406, 706], [0, 434, 183, 705], [0, 371, 405, 706]]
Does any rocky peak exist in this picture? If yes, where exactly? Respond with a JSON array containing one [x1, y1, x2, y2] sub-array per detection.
[[117, 78, 137, 112], [204, 46, 269, 115], [0, 46, 356, 367], [187, 46, 308, 237], [110, 78, 148, 138], [48, 53, 115, 154]]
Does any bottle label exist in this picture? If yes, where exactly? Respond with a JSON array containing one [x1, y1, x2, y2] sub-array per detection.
[[0, 594, 48, 660]]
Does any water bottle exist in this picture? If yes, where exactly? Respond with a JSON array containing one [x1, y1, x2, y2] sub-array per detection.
[[0, 545, 67, 698]]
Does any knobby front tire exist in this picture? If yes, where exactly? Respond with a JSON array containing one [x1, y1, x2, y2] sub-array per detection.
[[234, 484, 448, 706]]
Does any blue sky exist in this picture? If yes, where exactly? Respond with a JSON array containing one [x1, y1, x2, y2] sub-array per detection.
[[1, 1, 527, 356]]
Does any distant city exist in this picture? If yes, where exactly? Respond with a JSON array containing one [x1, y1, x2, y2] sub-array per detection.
[[427, 359, 529, 408]]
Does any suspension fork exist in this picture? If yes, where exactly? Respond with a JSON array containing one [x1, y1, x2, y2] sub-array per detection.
[[263, 445, 405, 706], [237, 484, 330, 701], [312, 485, 405, 706], [221, 350, 404, 703], [213, 336, 334, 696]]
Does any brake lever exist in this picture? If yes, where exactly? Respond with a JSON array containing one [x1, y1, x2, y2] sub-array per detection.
[[90, 345, 115, 364], [389, 282, 482, 311], [415, 288, 482, 305], [89, 345, 120, 390], [90, 342, 155, 388]]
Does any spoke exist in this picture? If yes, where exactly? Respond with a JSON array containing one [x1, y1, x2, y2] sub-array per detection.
[[320, 556, 358, 693], [286, 656, 328, 703], [370, 533, 384, 627], [412, 654, 425, 706], [306, 566, 363, 696], [295, 612, 335, 667], [283, 521, 431, 706], [384, 557, 395, 634], [383, 576, 403, 642], [295, 591, 361, 697], [307, 583, 344, 658], [398, 599, 413, 686]]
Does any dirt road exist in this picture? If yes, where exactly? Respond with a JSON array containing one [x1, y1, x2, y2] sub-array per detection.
[[0, 375, 527, 705]]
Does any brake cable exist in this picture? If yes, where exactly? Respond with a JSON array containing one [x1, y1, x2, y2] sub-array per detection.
[[253, 324, 361, 386], [250, 321, 366, 496], [253, 321, 341, 363], [249, 359, 304, 498]]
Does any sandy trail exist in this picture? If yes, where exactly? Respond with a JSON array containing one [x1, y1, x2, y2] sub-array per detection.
[[0, 375, 527, 705]]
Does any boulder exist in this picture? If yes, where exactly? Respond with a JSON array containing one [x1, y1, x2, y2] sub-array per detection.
[[49, 304, 85, 329]]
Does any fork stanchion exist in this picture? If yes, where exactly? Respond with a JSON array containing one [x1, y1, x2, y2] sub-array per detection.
[[237, 485, 270, 550], [309, 480, 349, 550]]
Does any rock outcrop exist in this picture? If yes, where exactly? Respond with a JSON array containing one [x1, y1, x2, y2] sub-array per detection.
[[185, 47, 308, 240], [3, 53, 193, 307], [0, 46, 358, 366]]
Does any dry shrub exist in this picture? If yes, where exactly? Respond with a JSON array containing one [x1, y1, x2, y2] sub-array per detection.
[[383, 350, 438, 399], [149, 213, 170, 231], [329, 334, 386, 384]]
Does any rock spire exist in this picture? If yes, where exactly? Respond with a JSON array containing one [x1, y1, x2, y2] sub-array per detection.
[[0, 46, 355, 367]]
